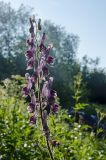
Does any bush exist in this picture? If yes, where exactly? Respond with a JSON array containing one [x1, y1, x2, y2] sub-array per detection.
[[0, 76, 106, 159]]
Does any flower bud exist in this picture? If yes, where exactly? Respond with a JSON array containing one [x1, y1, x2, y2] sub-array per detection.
[[38, 18, 41, 30]]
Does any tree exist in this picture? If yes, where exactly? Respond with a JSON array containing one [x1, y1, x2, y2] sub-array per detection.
[[0, 1, 31, 79], [87, 69, 106, 104]]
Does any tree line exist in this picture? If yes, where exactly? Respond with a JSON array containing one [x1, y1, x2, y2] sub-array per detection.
[[0, 1, 106, 107]]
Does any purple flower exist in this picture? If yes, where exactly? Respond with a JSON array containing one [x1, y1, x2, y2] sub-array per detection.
[[42, 66, 49, 76], [30, 115, 36, 124], [48, 96, 55, 105], [48, 90, 57, 104], [50, 90, 57, 97], [42, 77, 54, 101], [40, 43, 46, 52], [36, 55, 46, 74], [51, 104, 59, 113], [44, 44, 53, 58], [31, 90, 36, 104], [27, 57, 34, 70], [46, 56, 54, 64], [25, 73, 30, 79], [25, 48, 34, 60], [22, 74, 33, 97], [22, 87, 29, 97], [27, 102, 35, 113], [27, 77, 32, 91], [29, 18, 34, 38], [39, 33, 46, 53], [48, 77, 53, 87], [42, 81, 50, 99], [42, 77, 53, 96]]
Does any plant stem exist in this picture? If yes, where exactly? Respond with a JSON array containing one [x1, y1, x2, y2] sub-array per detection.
[[38, 76, 54, 160], [46, 139, 54, 160]]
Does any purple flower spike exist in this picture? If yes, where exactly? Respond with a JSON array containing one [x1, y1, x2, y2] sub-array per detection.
[[23, 17, 59, 159], [51, 104, 59, 113], [46, 56, 54, 64], [28, 102, 35, 113], [30, 115, 36, 124]]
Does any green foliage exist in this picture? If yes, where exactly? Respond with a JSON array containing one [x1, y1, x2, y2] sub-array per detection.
[[0, 77, 106, 159], [71, 72, 88, 111]]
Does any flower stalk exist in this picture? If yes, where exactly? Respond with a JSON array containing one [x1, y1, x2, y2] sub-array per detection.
[[22, 16, 59, 160]]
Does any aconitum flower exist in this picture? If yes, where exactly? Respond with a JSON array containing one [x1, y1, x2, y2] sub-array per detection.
[[29, 17, 34, 37], [48, 90, 57, 105], [51, 104, 59, 113], [50, 90, 57, 97], [25, 48, 34, 60], [27, 102, 35, 113], [42, 66, 49, 76], [46, 55, 54, 64], [27, 57, 34, 70], [30, 115, 36, 124], [22, 86, 29, 97], [22, 16, 59, 160], [36, 55, 46, 74], [42, 77, 53, 100], [31, 90, 36, 105], [22, 73, 33, 97]]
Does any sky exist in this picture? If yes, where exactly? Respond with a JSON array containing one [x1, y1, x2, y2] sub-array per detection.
[[2, 0, 106, 68]]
